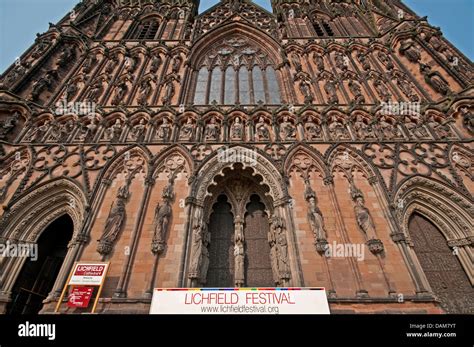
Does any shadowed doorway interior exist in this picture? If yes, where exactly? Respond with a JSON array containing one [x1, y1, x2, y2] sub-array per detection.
[[7, 214, 73, 314]]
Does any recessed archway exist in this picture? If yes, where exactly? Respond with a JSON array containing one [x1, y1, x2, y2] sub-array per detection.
[[6, 214, 74, 314]]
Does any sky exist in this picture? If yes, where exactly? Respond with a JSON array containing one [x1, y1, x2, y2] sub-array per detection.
[[0, 0, 472, 73]]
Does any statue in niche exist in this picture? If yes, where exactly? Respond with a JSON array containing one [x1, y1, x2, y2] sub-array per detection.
[[86, 78, 104, 102], [373, 78, 391, 101], [299, 79, 314, 104], [105, 55, 118, 74], [348, 79, 365, 103], [328, 115, 347, 140], [352, 188, 377, 240], [137, 77, 153, 105], [405, 114, 428, 139], [427, 115, 453, 138], [57, 45, 74, 68], [357, 51, 371, 71], [124, 55, 138, 73], [313, 53, 325, 71], [149, 54, 162, 73], [27, 120, 50, 142], [63, 80, 78, 101], [279, 116, 295, 140], [255, 116, 270, 141], [179, 118, 194, 141], [395, 74, 419, 102], [419, 64, 450, 95], [334, 52, 348, 71], [204, 117, 220, 141], [30, 71, 55, 101], [50, 119, 74, 142], [304, 117, 321, 140], [324, 79, 339, 103], [157, 118, 172, 141], [352, 114, 373, 139], [82, 54, 97, 74], [234, 240, 245, 287], [97, 185, 128, 255], [377, 115, 398, 139], [305, 183, 328, 244], [79, 117, 98, 141], [130, 119, 147, 142], [104, 119, 123, 142], [460, 107, 473, 134], [0, 112, 19, 140], [5, 62, 28, 86], [398, 39, 421, 63], [291, 53, 302, 72], [30, 38, 51, 60], [231, 117, 243, 140], [188, 222, 209, 283], [111, 80, 128, 106], [162, 79, 175, 105], [171, 55, 182, 73], [268, 224, 281, 286], [200, 225, 211, 285], [377, 51, 394, 70], [152, 193, 173, 255], [272, 217, 290, 283]]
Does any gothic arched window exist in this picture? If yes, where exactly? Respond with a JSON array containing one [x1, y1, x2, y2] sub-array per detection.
[[128, 19, 160, 40], [191, 36, 282, 106]]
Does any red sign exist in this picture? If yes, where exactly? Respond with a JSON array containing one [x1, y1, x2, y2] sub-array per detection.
[[67, 286, 93, 308]]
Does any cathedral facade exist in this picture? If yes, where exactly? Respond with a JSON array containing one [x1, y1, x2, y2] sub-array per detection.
[[0, 0, 472, 314]]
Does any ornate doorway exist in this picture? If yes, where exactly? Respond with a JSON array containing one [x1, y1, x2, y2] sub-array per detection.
[[409, 213, 474, 313], [207, 195, 234, 287], [7, 214, 73, 314]]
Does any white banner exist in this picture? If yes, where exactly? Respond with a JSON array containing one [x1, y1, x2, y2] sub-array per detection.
[[150, 288, 330, 314]]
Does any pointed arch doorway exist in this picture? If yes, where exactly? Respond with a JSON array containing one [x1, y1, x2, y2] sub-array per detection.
[[7, 214, 74, 314], [409, 213, 474, 313], [203, 165, 276, 288]]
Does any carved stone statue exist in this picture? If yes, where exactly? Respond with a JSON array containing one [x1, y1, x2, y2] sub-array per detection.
[[0, 112, 19, 140], [149, 54, 162, 73], [373, 78, 391, 101], [111, 80, 128, 105], [179, 118, 194, 141], [328, 116, 347, 139], [82, 54, 97, 74], [313, 53, 325, 71], [405, 114, 428, 139], [64, 80, 78, 101], [124, 55, 138, 73], [377, 51, 394, 70], [291, 53, 302, 72], [97, 189, 128, 255], [324, 79, 339, 103], [395, 74, 419, 102], [460, 107, 474, 134], [188, 222, 209, 283], [419, 63, 450, 95], [268, 224, 281, 286], [348, 79, 365, 103], [171, 55, 182, 73], [137, 78, 153, 105], [80, 117, 98, 141], [157, 118, 172, 141], [272, 217, 290, 283], [86, 78, 104, 102], [57, 45, 75, 68], [30, 71, 55, 101], [105, 55, 118, 74], [151, 199, 172, 255], [299, 79, 314, 104], [31, 38, 51, 60], [231, 117, 243, 140], [162, 79, 175, 105], [255, 116, 270, 141], [334, 52, 348, 71], [399, 39, 421, 63], [204, 117, 220, 141], [377, 116, 398, 139], [130, 119, 146, 142], [353, 114, 373, 139], [279, 116, 295, 140], [352, 190, 377, 240], [304, 117, 321, 140], [357, 51, 371, 71], [234, 240, 245, 287], [305, 187, 327, 242], [104, 119, 123, 141]]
